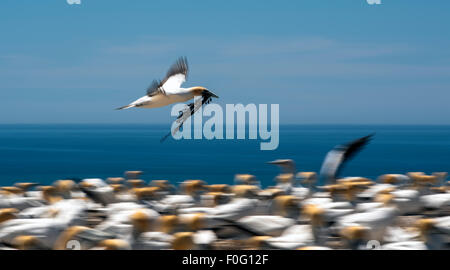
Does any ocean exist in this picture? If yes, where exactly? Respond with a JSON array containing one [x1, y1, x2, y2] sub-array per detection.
[[0, 124, 449, 187]]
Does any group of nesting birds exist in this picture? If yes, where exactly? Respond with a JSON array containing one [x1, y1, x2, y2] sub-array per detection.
[[0, 163, 449, 250]]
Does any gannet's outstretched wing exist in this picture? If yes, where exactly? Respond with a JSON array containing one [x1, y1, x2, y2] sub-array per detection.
[[146, 57, 188, 96], [146, 79, 163, 97], [160, 57, 188, 93], [319, 134, 374, 184]]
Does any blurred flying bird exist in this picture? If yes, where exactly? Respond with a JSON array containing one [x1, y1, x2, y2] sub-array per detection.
[[116, 57, 218, 110], [319, 134, 374, 185]]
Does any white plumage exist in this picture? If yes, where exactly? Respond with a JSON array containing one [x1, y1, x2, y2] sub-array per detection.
[[116, 57, 218, 110]]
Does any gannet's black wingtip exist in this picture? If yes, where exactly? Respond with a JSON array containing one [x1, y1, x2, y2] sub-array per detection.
[[364, 133, 376, 140]]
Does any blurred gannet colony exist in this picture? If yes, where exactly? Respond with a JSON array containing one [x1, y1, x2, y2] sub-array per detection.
[[0, 135, 449, 250]]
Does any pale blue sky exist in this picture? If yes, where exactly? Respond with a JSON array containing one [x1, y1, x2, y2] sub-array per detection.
[[0, 0, 449, 124]]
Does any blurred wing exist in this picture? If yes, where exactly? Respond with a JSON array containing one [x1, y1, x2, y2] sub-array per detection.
[[146, 80, 163, 97], [319, 149, 345, 184], [342, 133, 374, 162], [160, 57, 188, 92], [319, 133, 374, 183]]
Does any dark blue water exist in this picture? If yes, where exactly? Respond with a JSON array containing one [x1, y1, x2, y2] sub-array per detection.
[[0, 124, 449, 187]]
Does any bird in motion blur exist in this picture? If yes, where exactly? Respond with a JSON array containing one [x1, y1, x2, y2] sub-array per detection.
[[319, 134, 374, 185], [116, 57, 219, 141], [116, 57, 218, 110]]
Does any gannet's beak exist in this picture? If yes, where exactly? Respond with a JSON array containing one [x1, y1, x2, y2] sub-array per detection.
[[206, 90, 219, 98], [267, 160, 284, 165]]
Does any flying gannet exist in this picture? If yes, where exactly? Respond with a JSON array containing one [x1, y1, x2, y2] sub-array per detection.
[[116, 57, 218, 117], [319, 134, 374, 185]]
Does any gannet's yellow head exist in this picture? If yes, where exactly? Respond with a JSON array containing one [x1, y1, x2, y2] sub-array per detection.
[[275, 173, 295, 184], [179, 213, 206, 231], [202, 192, 228, 207], [150, 180, 173, 191], [324, 184, 346, 199], [246, 236, 271, 250], [267, 159, 296, 175], [341, 180, 373, 201], [130, 210, 152, 233], [126, 179, 145, 188], [234, 174, 259, 185], [158, 215, 179, 233], [172, 232, 195, 250], [302, 204, 325, 227], [1, 186, 23, 195], [189, 87, 219, 98], [133, 187, 160, 200], [107, 177, 125, 184], [12, 235, 42, 250], [54, 180, 76, 199], [0, 208, 19, 224], [340, 226, 369, 242], [416, 218, 436, 241], [273, 195, 300, 217], [182, 180, 206, 196], [378, 174, 399, 184], [430, 186, 449, 193], [207, 184, 231, 193], [14, 182, 38, 191], [297, 172, 317, 185], [407, 172, 435, 187], [416, 175, 438, 186], [374, 187, 395, 205], [232, 185, 259, 198], [97, 239, 131, 250], [38, 185, 62, 203], [340, 226, 370, 250], [259, 188, 285, 199], [110, 184, 126, 193]]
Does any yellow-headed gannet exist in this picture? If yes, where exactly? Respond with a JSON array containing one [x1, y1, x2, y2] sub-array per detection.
[[116, 57, 218, 110]]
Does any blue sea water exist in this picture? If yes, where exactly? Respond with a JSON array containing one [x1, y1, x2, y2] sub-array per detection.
[[0, 124, 449, 187]]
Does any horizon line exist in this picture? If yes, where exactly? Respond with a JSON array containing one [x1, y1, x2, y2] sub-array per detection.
[[1, 123, 450, 126]]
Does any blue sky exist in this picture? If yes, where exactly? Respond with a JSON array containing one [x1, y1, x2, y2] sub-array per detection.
[[0, 0, 449, 124]]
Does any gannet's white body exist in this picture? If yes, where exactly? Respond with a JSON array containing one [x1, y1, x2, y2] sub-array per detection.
[[117, 57, 218, 110]]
